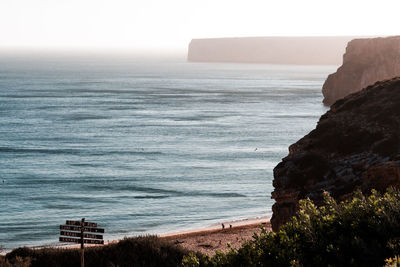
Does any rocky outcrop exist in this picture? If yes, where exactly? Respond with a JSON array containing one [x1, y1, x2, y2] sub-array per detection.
[[271, 77, 400, 231], [188, 37, 357, 65], [322, 36, 400, 105]]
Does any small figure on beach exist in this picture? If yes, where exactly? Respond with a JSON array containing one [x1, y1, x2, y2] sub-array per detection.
[[229, 224, 232, 229], [221, 223, 225, 229]]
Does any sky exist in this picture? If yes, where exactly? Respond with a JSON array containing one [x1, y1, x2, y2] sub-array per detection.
[[0, 0, 399, 52]]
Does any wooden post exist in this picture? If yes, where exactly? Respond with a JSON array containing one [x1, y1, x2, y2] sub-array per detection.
[[80, 218, 85, 267], [59, 218, 104, 265]]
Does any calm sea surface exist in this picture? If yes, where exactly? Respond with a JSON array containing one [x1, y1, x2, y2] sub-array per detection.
[[0, 55, 335, 249]]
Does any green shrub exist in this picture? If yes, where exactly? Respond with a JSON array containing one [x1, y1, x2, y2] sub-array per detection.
[[186, 188, 400, 267]]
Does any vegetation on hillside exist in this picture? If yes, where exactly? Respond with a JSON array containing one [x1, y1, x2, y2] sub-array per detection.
[[4, 188, 400, 266], [3, 236, 193, 267], [183, 188, 400, 267]]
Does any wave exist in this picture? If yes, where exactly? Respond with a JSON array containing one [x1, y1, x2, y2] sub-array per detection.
[[105, 106, 139, 111], [15, 176, 135, 186], [0, 221, 53, 233], [171, 115, 225, 122], [0, 147, 81, 155], [133, 195, 169, 199], [43, 204, 75, 209], [271, 114, 320, 119], [26, 195, 118, 204], [0, 146, 164, 157], [1, 94, 61, 99], [61, 114, 110, 121], [69, 163, 102, 167], [85, 184, 246, 198]]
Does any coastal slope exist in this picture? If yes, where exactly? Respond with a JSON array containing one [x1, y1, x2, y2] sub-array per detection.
[[272, 77, 400, 231], [188, 37, 358, 65], [322, 36, 400, 105]]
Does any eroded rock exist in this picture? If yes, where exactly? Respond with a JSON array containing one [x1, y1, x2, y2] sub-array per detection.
[[322, 36, 400, 106], [272, 77, 400, 231]]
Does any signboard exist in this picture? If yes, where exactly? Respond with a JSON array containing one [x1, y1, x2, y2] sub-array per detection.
[[59, 237, 104, 245], [82, 239, 104, 245], [60, 231, 103, 240], [59, 218, 105, 267], [60, 225, 105, 233], [66, 220, 98, 228], [59, 237, 81, 244]]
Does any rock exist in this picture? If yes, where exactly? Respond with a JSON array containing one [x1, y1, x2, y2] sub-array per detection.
[[271, 77, 400, 231], [322, 36, 400, 106], [188, 37, 356, 65]]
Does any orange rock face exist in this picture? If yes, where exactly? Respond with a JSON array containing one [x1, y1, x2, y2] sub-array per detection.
[[272, 78, 400, 231], [322, 36, 400, 106]]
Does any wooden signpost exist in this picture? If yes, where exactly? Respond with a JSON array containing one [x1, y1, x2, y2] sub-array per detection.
[[59, 218, 105, 267]]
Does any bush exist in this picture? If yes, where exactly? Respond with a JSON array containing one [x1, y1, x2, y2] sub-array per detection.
[[0, 256, 31, 267], [384, 256, 400, 267], [6, 235, 192, 267], [184, 188, 400, 267]]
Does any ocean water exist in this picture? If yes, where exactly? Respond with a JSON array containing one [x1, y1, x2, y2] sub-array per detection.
[[0, 54, 335, 249]]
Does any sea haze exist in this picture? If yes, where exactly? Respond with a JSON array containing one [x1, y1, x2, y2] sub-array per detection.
[[0, 54, 335, 249]]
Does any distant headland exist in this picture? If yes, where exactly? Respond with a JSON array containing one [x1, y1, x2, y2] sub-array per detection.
[[322, 35, 400, 105], [187, 36, 362, 65]]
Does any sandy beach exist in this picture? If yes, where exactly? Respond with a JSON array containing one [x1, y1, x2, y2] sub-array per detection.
[[1, 217, 271, 257], [160, 219, 271, 256]]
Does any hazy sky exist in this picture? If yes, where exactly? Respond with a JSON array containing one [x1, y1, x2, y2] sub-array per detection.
[[0, 0, 399, 52]]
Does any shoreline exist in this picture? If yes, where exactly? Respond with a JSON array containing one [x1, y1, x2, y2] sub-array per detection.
[[160, 215, 270, 237], [0, 216, 270, 256], [160, 219, 271, 256]]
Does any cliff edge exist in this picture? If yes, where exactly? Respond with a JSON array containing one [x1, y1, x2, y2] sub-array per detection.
[[272, 77, 400, 231], [322, 36, 400, 105]]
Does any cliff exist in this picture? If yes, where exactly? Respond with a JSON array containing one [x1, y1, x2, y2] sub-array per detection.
[[188, 37, 358, 65], [271, 77, 400, 231], [322, 36, 400, 105]]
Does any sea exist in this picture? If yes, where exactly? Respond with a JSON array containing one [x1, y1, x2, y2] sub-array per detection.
[[0, 53, 335, 250]]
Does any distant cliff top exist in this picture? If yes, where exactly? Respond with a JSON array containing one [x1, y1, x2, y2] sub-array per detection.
[[187, 36, 361, 65], [322, 35, 400, 105]]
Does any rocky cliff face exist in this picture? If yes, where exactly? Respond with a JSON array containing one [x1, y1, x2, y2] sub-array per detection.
[[322, 36, 400, 106], [271, 77, 400, 231]]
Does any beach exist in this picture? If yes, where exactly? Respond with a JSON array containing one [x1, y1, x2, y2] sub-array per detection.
[[161, 219, 271, 256], [0, 217, 270, 257]]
